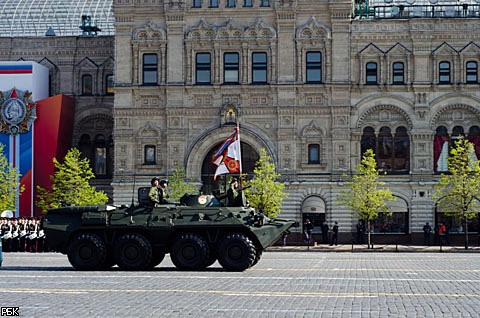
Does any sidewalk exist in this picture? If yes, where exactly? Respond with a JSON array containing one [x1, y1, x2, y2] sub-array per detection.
[[267, 243, 480, 253]]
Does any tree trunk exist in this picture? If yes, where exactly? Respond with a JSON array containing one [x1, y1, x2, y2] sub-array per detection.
[[465, 217, 469, 250], [367, 219, 372, 249]]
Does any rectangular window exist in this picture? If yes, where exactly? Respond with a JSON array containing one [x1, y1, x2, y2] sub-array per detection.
[[466, 61, 478, 84], [366, 62, 378, 85], [243, 0, 252, 7], [143, 54, 158, 85], [106, 75, 114, 95], [144, 145, 156, 165], [196, 53, 211, 84], [224, 53, 239, 84], [392, 62, 404, 84], [193, 0, 201, 8], [439, 61, 451, 84], [227, 0, 235, 7], [306, 51, 321, 83], [210, 0, 218, 7], [82, 75, 93, 95], [260, 0, 270, 6], [308, 144, 320, 164], [252, 52, 267, 84]]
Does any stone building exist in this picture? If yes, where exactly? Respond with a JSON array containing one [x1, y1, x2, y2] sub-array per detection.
[[2, 0, 480, 243], [113, 0, 480, 243]]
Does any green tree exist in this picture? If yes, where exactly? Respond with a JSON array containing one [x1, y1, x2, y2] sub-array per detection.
[[168, 164, 198, 202], [36, 148, 108, 213], [338, 149, 396, 248], [0, 143, 24, 213], [244, 148, 287, 218], [433, 138, 480, 250]]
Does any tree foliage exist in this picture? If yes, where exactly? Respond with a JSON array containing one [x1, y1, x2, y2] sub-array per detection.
[[432, 138, 480, 249], [36, 148, 108, 213], [0, 143, 24, 213], [168, 164, 198, 202], [244, 148, 287, 218], [338, 149, 396, 248]]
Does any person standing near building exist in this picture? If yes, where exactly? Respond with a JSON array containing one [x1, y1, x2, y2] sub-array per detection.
[[321, 221, 329, 244], [423, 222, 432, 246], [438, 222, 447, 246], [330, 222, 339, 246], [303, 219, 314, 245]]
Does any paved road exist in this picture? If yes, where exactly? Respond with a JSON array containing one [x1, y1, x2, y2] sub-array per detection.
[[1, 252, 479, 317]]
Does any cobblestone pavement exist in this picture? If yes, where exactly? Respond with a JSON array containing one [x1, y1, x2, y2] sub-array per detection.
[[1, 252, 479, 317]]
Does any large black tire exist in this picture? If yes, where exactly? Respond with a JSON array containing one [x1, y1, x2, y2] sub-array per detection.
[[251, 250, 262, 267], [170, 233, 209, 270], [148, 249, 166, 269], [217, 233, 256, 271], [67, 233, 107, 271], [114, 233, 152, 271]]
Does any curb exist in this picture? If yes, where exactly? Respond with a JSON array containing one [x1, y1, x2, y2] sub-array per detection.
[[266, 245, 480, 253]]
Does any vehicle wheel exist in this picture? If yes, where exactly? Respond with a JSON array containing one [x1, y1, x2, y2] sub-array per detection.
[[251, 250, 262, 267], [218, 233, 256, 271], [67, 233, 107, 271], [170, 233, 209, 270], [114, 233, 152, 271], [148, 249, 166, 269]]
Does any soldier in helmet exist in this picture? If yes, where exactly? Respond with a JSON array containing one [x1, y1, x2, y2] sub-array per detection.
[[158, 179, 169, 204], [148, 177, 161, 207]]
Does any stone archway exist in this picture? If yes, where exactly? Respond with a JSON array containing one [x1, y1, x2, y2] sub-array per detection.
[[200, 142, 259, 195]]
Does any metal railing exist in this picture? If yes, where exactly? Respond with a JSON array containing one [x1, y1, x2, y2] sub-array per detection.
[[354, 4, 480, 20]]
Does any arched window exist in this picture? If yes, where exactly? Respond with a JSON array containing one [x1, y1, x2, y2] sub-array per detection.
[[466, 61, 478, 84], [105, 74, 114, 95], [82, 74, 93, 95], [439, 61, 451, 84], [361, 127, 376, 155], [392, 62, 404, 84], [94, 134, 107, 176], [366, 62, 378, 85], [434, 126, 449, 172], [78, 134, 92, 162], [362, 126, 410, 173], [372, 197, 409, 234], [377, 127, 393, 171], [393, 126, 409, 171], [468, 126, 480, 159], [308, 144, 320, 164], [436, 202, 480, 234]]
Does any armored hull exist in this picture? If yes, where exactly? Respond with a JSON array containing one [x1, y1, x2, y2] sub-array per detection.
[[43, 194, 297, 271]]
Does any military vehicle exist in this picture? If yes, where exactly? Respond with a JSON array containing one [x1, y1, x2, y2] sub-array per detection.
[[43, 192, 297, 271]]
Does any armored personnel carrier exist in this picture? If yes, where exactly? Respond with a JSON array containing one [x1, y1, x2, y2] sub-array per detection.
[[43, 192, 297, 271]]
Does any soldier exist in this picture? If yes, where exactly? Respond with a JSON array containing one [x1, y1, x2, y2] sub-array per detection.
[[148, 177, 161, 207], [158, 179, 169, 204]]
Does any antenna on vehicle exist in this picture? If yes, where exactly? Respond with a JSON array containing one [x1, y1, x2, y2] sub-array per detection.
[[131, 172, 136, 207]]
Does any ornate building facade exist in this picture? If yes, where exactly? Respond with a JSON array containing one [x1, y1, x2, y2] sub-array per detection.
[[113, 0, 480, 243], [2, 0, 480, 242]]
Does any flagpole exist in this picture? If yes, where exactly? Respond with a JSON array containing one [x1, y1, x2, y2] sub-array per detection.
[[236, 122, 243, 188]]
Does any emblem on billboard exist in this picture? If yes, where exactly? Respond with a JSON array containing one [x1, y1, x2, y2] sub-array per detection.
[[0, 88, 37, 135]]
